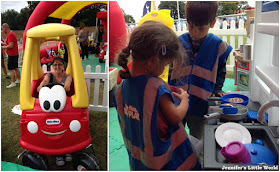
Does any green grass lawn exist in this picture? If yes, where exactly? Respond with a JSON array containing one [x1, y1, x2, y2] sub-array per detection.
[[1, 70, 107, 170]]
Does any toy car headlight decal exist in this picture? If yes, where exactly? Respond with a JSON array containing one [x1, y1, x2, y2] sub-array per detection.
[[39, 85, 66, 113], [27, 121, 38, 134], [51, 85, 66, 112], [69, 120, 81, 132], [39, 87, 52, 112]]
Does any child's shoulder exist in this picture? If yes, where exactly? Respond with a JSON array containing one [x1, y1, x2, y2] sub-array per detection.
[[208, 34, 231, 48], [145, 76, 170, 90], [178, 33, 192, 47], [147, 76, 167, 84], [178, 32, 189, 41], [208, 33, 222, 42]]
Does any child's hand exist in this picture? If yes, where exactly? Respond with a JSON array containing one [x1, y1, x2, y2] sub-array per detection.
[[64, 83, 70, 92], [172, 88, 189, 102], [37, 85, 42, 92], [212, 92, 227, 97], [159, 88, 189, 125]]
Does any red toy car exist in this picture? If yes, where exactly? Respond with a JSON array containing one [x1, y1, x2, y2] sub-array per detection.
[[18, 24, 100, 170]]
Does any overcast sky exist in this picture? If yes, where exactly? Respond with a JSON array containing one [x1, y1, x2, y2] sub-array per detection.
[[117, 0, 161, 23], [1, 1, 28, 13]]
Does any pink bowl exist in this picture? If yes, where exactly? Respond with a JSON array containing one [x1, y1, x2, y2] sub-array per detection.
[[221, 141, 251, 163]]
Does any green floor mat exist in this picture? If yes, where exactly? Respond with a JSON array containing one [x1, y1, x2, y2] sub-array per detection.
[[109, 63, 122, 71], [81, 53, 105, 73], [109, 107, 130, 171], [1, 161, 37, 171], [223, 78, 236, 92]]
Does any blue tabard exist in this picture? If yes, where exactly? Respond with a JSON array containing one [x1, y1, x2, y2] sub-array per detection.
[[170, 33, 232, 118], [114, 75, 201, 170]]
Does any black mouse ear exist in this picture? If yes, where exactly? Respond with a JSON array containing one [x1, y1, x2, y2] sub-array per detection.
[[44, 84, 53, 89], [43, 83, 64, 89]]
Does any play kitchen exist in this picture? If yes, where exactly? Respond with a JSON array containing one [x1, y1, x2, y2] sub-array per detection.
[[203, 93, 279, 170], [202, 2, 279, 170]]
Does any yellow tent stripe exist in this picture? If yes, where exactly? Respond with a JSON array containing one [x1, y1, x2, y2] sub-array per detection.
[[49, 1, 107, 20]]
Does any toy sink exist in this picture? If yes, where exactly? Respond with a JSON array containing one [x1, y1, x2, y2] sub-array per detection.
[[204, 125, 279, 169]]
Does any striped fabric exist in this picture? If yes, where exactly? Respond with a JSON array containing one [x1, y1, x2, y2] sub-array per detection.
[[170, 33, 232, 118], [114, 76, 200, 170]]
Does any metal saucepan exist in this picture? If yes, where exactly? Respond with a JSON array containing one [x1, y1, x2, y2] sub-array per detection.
[[208, 94, 249, 106], [204, 104, 248, 121]]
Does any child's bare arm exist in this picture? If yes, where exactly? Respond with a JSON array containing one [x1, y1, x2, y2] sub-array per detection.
[[64, 75, 72, 92], [37, 75, 50, 92], [159, 88, 189, 125]]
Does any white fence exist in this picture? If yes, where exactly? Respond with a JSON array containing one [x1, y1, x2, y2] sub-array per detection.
[[85, 54, 109, 112], [126, 19, 247, 72], [85, 64, 108, 113]]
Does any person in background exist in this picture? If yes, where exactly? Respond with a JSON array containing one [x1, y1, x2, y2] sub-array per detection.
[[78, 23, 89, 60], [1, 23, 21, 88], [94, 24, 105, 57], [1, 37, 10, 79], [62, 43, 68, 70]]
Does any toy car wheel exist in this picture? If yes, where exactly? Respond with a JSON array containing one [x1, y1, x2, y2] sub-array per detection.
[[22, 151, 48, 170], [75, 153, 101, 170]]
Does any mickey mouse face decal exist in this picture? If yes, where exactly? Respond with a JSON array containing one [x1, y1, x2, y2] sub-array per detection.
[[39, 85, 66, 113]]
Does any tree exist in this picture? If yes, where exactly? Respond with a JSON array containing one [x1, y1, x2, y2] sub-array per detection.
[[1, 9, 21, 30], [158, 1, 185, 19], [217, 1, 248, 16], [218, 1, 239, 16], [237, 1, 249, 10], [71, 5, 107, 27], [27, 1, 40, 12], [121, 9, 135, 24]]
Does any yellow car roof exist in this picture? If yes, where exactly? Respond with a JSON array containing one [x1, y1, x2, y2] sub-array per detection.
[[26, 24, 75, 38]]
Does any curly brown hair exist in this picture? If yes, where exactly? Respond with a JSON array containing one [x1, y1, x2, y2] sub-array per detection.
[[118, 20, 184, 79]]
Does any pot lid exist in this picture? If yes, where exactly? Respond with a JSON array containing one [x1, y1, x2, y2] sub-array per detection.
[[244, 143, 276, 165]]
